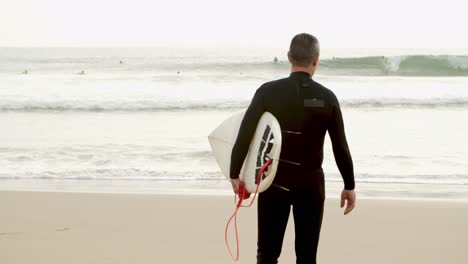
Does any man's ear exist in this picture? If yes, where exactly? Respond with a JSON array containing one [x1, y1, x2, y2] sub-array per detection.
[[312, 55, 319, 67], [287, 51, 292, 63]]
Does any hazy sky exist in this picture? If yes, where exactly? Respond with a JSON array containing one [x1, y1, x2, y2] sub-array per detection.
[[1, 0, 467, 48]]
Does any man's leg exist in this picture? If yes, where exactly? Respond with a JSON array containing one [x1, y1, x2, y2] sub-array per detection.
[[257, 186, 291, 264], [292, 190, 324, 264]]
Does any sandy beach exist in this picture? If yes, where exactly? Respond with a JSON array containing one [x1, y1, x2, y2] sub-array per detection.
[[0, 191, 467, 264]]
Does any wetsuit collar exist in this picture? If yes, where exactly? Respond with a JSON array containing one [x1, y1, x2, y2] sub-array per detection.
[[290, 71, 311, 78]]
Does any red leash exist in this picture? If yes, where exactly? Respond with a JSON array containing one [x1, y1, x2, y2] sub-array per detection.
[[225, 159, 273, 261]]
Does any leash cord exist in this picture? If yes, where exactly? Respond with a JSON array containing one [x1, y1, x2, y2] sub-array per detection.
[[224, 159, 273, 261]]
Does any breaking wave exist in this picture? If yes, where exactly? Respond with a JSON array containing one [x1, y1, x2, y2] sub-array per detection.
[[319, 55, 468, 76], [0, 98, 466, 112]]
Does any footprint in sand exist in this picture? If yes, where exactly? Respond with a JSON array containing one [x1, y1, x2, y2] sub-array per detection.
[[0, 232, 22, 237], [55, 227, 71, 232]]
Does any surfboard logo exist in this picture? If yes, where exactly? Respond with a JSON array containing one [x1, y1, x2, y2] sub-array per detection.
[[255, 125, 275, 183]]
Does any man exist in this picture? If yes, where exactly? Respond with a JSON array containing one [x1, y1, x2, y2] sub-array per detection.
[[230, 33, 356, 264]]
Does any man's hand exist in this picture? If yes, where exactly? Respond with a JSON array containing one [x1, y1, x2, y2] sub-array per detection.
[[230, 178, 251, 199], [230, 178, 242, 194], [340, 189, 356, 215]]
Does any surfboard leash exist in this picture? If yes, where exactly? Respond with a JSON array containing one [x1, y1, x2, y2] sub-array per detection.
[[224, 159, 273, 261]]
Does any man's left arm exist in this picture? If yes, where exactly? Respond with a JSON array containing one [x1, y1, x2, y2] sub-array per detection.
[[230, 88, 265, 190]]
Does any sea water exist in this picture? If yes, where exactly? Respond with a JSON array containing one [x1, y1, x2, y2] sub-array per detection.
[[0, 48, 467, 200]]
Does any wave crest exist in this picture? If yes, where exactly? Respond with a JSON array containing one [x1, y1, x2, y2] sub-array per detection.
[[320, 55, 468, 76], [0, 98, 466, 112]]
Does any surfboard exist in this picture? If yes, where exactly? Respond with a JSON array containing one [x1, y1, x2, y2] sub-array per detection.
[[208, 111, 282, 193]]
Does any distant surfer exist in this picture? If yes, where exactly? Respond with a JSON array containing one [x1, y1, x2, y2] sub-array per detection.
[[383, 56, 389, 63], [77, 70, 85, 75], [230, 33, 356, 263], [22, 70, 28, 75], [119, 60, 123, 64], [273, 56, 278, 63]]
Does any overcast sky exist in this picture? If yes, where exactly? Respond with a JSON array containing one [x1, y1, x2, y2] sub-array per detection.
[[1, 0, 467, 48]]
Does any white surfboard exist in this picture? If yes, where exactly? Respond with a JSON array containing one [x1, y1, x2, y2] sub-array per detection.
[[208, 111, 282, 193]]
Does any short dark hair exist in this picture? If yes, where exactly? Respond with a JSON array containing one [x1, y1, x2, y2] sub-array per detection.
[[289, 33, 320, 67]]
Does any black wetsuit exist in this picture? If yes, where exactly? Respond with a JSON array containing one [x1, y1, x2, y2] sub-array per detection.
[[230, 71, 355, 264]]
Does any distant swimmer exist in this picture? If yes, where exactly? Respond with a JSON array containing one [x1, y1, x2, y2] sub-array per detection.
[[78, 70, 85, 75], [177, 71, 180, 74], [119, 60, 123, 64], [22, 70, 28, 74], [273, 57, 279, 63]]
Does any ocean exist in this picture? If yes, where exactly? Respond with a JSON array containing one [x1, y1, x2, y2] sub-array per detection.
[[0, 47, 467, 200]]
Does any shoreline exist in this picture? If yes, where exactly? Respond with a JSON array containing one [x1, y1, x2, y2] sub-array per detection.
[[1, 189, 468, 203]]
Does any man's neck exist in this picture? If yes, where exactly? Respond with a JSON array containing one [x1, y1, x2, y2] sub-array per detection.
[[291, 66, 315, 77]]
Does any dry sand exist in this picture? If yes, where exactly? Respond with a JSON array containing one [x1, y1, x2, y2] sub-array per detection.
[[1, 191, 467, 264]]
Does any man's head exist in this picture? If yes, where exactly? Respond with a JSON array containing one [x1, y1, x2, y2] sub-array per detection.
[[288, 33, 320, 74]]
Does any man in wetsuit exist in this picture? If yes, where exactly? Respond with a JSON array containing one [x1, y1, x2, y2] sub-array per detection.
[[230, 33, 356, 264]]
